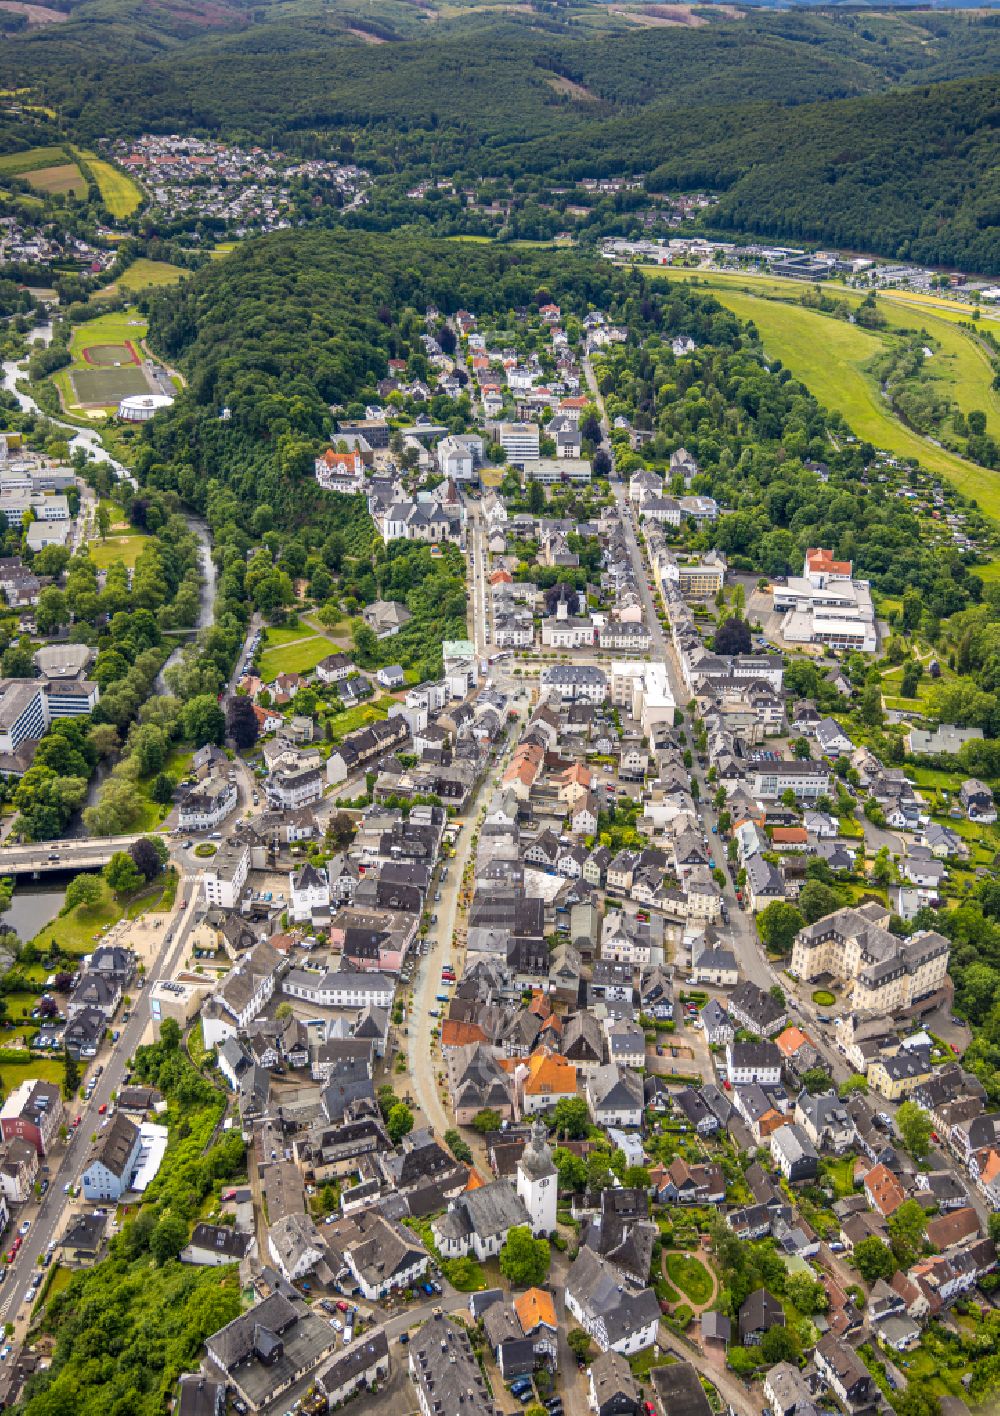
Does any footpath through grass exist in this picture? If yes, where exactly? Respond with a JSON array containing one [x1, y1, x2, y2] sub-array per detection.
[[663, 1251, 714, 1305]]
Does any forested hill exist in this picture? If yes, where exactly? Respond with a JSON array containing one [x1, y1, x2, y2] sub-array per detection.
[[519, 76, 1000, 271], [137, 226, 975, 620], [4, 4, 1000, 267], [136, 229, 724, 531]]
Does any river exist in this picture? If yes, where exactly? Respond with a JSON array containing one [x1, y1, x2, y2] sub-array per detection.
[[4, 887, 64, 944], [3, 318, 217, 803], [2, 319, 134, 479]]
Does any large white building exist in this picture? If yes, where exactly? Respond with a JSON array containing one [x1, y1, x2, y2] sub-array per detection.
[[118, 393, 174, 423], [773, 548, 877, 654], [289, 862, 331, 923], [497, 423, 540, 467], [202, 836, 251, 910], [178, 775, 237, 831], [0, 677, 94, 775], [609, 661, 675, 740]]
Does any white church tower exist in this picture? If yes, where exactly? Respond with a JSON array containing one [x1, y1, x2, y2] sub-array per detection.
[[516, 1118, 558, 1238]]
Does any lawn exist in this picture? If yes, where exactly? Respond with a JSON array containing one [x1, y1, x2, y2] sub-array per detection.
[[910, 766, 964, 792], [649, 272, 1000, 520], [259, 620, 314, 648], [30, 879, 122, 956], [4, 992, 41, 1022], [258, 633, 334, 680], [87, 531, 149, 570], [812, 989, 837, 1007], [663, 1252, 714, 1306], [73, 150, 143, 218], [326, 699, 392, 742], [881, 667, 935, 702], [0, 1057, 64, 1094], [125, 872, 177, 917], [973, 559, 1000, 584], [823, 1155, 857, 1199], [97, 498, 128, 530]]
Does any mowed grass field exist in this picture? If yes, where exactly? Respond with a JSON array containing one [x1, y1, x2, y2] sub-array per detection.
[[258, 632, 336, 680], [72, 149, 142, 217], [651, 272, 1000, 521], [87, 531, 149, 570]]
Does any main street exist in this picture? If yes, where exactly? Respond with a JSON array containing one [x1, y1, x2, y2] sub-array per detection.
[[406, 687, 528, 1162], [0, 877, 205, 1335]]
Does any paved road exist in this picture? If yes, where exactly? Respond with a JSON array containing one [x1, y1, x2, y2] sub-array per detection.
[[0, 881, 204, 1335], [2, 833, 150, 878], [467, 504, 490, 659], [407, 714, 526, 1157]]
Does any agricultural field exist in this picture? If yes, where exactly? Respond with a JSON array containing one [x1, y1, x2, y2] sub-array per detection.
[[0, 144, 87, 198], [26, 162, 87, 197], [0, 144, 70, 177], [73, 149, 143, 217]]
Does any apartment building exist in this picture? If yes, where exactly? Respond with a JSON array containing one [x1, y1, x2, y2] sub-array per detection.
[[790, 903, 951, 1015]]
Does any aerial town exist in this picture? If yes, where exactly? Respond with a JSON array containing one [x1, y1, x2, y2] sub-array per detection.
[[0, 276, 998, 1416]]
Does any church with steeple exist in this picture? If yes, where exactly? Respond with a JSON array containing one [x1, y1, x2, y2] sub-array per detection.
[[516, 1118, 558, 1238]]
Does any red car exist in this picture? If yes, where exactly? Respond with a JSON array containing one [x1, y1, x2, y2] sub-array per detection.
[[98, 1104, 107, 1115], [74, 1116, 81, 1127], [336, 1300, 349, 1312]]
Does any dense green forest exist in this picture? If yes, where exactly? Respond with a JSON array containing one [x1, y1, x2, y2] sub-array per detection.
[[520, 76, 1000, 269], [3, 6, 1000, 266]]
